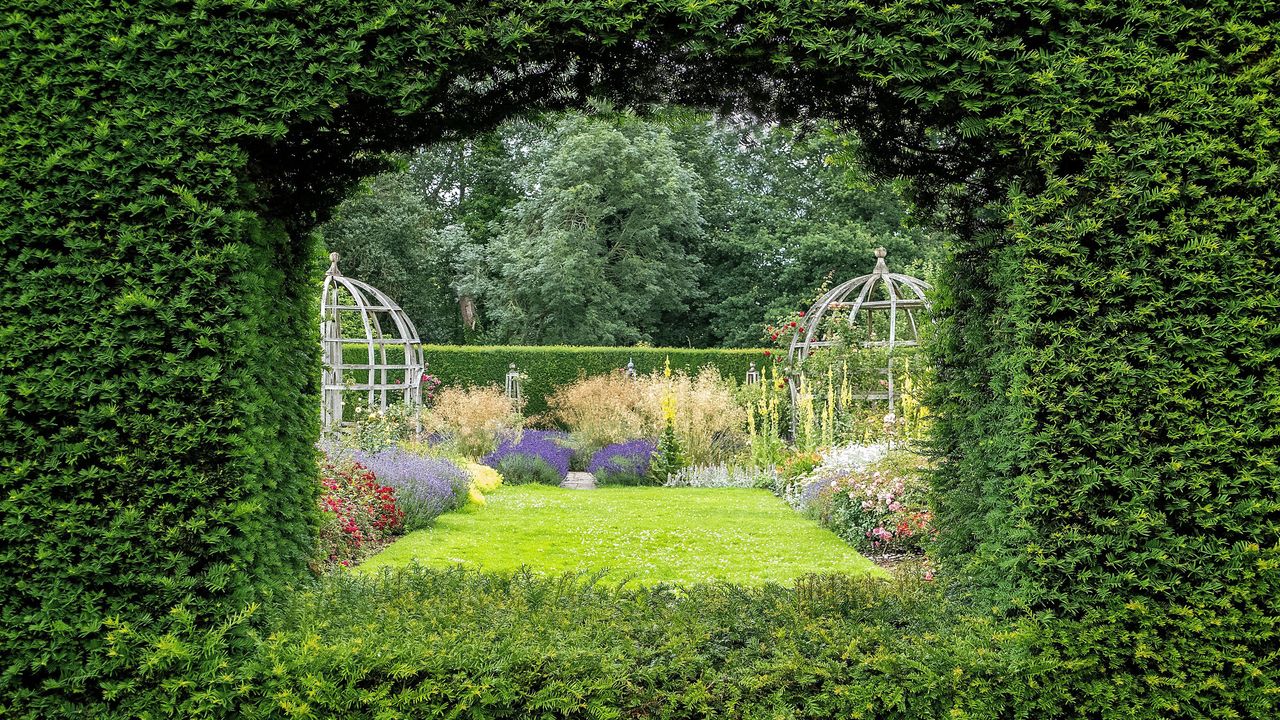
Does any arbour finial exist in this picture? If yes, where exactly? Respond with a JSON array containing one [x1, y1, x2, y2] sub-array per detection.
[[327, 252, 342, 276], [873, 246, 888, 273]]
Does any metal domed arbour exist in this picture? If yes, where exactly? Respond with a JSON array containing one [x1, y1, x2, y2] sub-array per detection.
[[787, 247, 931, 429], [320, 252, 425, 435]]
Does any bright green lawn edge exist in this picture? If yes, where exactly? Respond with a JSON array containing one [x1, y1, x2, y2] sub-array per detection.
[[360, 485, 884, 584]]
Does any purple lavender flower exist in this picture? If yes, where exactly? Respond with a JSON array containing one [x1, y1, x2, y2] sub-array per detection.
[[482, 430, 572, 483], [798, 476, 830, 510], [588, 439, 656, 485], [350, 448, 469, 530]]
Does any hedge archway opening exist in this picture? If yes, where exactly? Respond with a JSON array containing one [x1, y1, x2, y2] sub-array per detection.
[[3, 2, 1275, 716]]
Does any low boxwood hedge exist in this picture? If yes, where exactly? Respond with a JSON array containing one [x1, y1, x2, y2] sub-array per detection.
[[31, 566, 1279, 719], [88, 568, 1062, 718]]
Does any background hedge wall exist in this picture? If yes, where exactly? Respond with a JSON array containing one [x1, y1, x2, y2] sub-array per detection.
[[3, 0, 1276, 717], [421, 345, 768, 416]]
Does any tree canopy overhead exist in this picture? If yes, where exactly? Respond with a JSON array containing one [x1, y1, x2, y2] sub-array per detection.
[[321, 109, 949, 346]]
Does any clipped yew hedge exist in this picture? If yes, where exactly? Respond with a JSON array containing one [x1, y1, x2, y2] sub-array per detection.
[[422, 344, 767, 415], [2, 0, 1276, 717]]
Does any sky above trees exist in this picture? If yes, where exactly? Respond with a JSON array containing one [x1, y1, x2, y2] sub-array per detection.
[[320, 107, 949, 347]]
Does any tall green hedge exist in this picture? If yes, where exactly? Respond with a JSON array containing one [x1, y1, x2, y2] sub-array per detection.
[[422, 345, 768, 416], [2, 0, 1276, 717]]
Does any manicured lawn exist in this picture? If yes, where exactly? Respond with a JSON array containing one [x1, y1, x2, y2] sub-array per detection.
[[360, 485, 883, 584]]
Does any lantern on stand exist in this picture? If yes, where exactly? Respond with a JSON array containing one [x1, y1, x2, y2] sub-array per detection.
[[505, 362, 523, 404]]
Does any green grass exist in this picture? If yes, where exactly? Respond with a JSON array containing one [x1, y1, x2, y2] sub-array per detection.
[[360, 485, 883, 584]]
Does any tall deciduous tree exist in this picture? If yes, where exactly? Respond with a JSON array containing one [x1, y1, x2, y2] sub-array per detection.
[[319, 109, 949, 347], [319, 172, 466, 343], [486, 114, 704, 345]]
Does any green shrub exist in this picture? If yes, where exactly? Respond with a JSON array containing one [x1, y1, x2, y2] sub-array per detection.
[[240, 568, 1066, 719]]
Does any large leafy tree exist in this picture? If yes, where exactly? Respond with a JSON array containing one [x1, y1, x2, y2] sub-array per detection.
[[486, 114, 704, 345], [670, 118, 950, 346], [319, 172, 466, 343], [320, 110, 948, 347]]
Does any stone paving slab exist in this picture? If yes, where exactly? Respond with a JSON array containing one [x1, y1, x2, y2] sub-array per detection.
[[560, 471, 597, 490]]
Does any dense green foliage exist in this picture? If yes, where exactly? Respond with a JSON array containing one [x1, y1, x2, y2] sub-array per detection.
[[322, 111, 947, 347], [3, 0, 1276, 717], [319, 172, 468, 344], [486, 113, 704, 344], [79, 569, 1036, 718], [420, 344, 766, 416]]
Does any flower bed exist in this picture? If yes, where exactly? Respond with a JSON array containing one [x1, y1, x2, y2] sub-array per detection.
[[316, 457, 405, 568], [588, 439, 656, 485], [350, 448, 470, 531], [795, 448, 934, 555], [482, 430, 573, 484]]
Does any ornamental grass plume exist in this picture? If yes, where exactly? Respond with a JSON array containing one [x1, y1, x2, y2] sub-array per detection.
[[424, 384, 522, 458], [638, 364, 745, 466], [548, 371, 648, 451]]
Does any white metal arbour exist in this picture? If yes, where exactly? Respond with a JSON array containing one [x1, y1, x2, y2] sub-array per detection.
[[787, 247, 931, 432], [320, 252, 425, 435]]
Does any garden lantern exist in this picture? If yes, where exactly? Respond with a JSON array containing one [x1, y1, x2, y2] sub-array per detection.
[[505, 362, 522, 402], [625, 358, 637, 378], [319, 252, 424, 437], [745, 361, 760, 385]]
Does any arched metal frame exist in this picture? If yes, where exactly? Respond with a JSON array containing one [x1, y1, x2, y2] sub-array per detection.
[[786, 247, 931, 435], [320, 252, 425, 436]]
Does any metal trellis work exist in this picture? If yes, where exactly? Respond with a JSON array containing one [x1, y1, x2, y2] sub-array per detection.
[[320, 252, 425, 436], [786, 247, 931, 435]]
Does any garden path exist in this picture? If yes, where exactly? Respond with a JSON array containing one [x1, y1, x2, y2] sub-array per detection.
[[560, 472, 597, 490]]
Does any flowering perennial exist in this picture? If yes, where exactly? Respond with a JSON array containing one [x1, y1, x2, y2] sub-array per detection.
[[482, 430, 573, 484], [351, 448, 470, 531], [317, 456, 405, 567], [466, 463, 504, 493], [795, 449, 934, 554], [588, 439, 657, 485]]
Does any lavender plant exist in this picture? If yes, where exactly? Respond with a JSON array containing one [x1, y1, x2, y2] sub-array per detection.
[[482, 430, 573, 485], [350, 448, 470, 531], [588, 439, 656, 486]]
